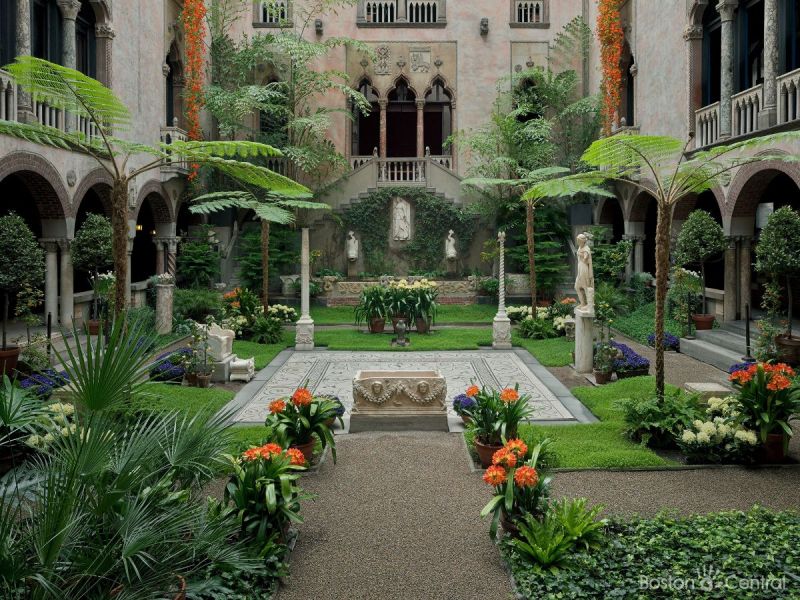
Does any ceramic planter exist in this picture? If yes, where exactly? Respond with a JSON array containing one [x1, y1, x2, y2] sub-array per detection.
[[691, 314, 715, 330], [474, 437, 503, 468], [593, 369, 612, 385], [196, 374, 212, 388], [775, 335, 800, 366], [292, 438, 315, 463], [368, 317, 386, 334], [415, 317, 430, 334], [185, 373, 198, 387], [86, 319, 101, 335], [0, 346, 20, 377], [760, 433, 786, 463]]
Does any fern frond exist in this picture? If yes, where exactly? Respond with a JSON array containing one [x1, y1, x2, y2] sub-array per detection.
[[187, 155, 311, 197], [523, 171, 616, 202], [168, 140, 283, 160]]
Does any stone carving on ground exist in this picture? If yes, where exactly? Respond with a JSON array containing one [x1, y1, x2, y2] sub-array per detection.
[[353, 371, 446, 410], [575, 233, 595, 312], [393, 198, 412, 241], [230, 356, 255, 382], [205, 323, 234, 361]]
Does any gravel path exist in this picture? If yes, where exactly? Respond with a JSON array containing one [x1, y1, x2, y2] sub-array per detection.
[[276, 432, 513, 600]]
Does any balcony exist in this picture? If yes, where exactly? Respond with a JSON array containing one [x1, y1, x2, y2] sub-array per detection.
[[357, 0, 446, 27], [160, 122, 189, 176], [0, 69, 17, 123], [732, 83, 762, 137], [778, 67, 800, 125], [349, 154, 454, 186], [695, 101, 720, 148]]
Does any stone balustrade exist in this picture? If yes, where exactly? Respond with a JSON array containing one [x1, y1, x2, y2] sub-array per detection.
[[265, 156, 288, 176], [160, 124, 189, 173], [695, 101, 720, 148], [732, 83, 762, 137], [0, 70, 17, 123], [777, 67, 800, 125], [378, 158, 426, 184], [33, 98, 64, 131], [351, 155, 374, 170], [429, 155, 452, 169], [358, 0, 445, 25]]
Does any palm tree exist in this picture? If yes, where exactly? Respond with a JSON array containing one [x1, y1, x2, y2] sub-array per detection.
[[525, 132, 800, 398], [0, 56, 313, 315]]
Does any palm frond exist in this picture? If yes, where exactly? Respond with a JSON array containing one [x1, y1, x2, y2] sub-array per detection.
[[168, 139, 283, 160], [184, 155, 311, 197], [523, 171, 616, 202], [276, 198, 330, 210], [5, 56, 129, 130]]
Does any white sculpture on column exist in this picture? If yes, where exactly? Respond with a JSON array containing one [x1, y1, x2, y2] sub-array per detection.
[[492, 231, 512, 350], [445, 230, 457, 261], [295, 227, 315, 350], [346, 231, 359, 262], [574, 233, 596, 374]]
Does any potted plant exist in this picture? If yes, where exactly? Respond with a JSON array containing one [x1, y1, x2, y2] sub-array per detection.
[[461, 384, 534, 467], [316, 394, 345, 428], [755, 206, 800, 364], [480, 438, 552, 539], [408, 279, 439, 334], [668, 266, 704, 336], [0, 213, 45, 376], [729, 362, 800, 462], [674, 210, 726, 331], [611, 341, 650, 379], [386, 280, 411, 333], [593, 341, 616, 384], [88, 272, 115, 334], [452, 392, 476, 424], [186, 322, 213, 387], [265, 386, 340, 463], [71, 214, 113, 334], [354, 285, 388, 334]]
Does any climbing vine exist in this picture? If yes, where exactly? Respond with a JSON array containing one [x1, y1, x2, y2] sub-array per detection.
[[597, 0, 624, 136], [343, 188, 476, 274], [181, 0, 207, 180]]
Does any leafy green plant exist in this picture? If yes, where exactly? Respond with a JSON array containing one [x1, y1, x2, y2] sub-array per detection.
[[480, 278, 500, 299], [463, 385, 535, 446], [518, 318, 558, 340], [354, 285, 388, 326], [0, 375, 45, 448], [265, 388, 339, 462], [666, 267, 703, 333], [177, 226, 222, 289], [0, 213, 44, 350], [589, 228, 633, 284], [548, 498, 607, 551], [236, 226, 298, 298], [71, 213, 114, 319], [729, 362, 800, 445], [628, 272, 654, 309], [618, 390, 701, 447], [674, 210, 726, 315], [174, 288, 224, 322], [250, 316, 284, 345]]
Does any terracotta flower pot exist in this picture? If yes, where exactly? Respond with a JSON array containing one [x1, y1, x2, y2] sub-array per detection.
[[415, 317, 430, 334], [593, 369, 612, 385], [474, 437, 503, 468], [292, 438, 315, 463], [460, 414, 472, 425], [691, 314, 715, 330], [196, 374, 212, 388], [775, 335, 800, 366], [185, 373, 198, 387], [760, 433, 786, 464], [86, 319, 102, 335], [0, 346, 20, 377], [368, 317, 386, 334]]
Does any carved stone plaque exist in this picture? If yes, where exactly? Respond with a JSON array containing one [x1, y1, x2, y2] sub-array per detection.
[[410, 47, 432, 73]]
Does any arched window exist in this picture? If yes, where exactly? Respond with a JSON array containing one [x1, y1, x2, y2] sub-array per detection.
[[365, 1, 397, 24], [514, 75, 542, 122], [387, 79, 416, 157], [735, 0, 764, 92], [75, 1, 96, 77], [165, 43, 183, 128], [702, 5, 722, 105], [784, 0, 800, 73], [0, 0, 15, 68], [32, 0, 63, 64], [351, 79, 380, 156], [424, 79, 452, 155], [261, 0, 288, 24]]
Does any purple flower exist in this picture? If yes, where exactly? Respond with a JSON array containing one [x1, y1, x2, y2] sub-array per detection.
[[647, 332, 680, 351], [611, 341, 650, 372], [19, 370, 69, 397], [729, 361, 755, 374], [452, 393, 476, 415]]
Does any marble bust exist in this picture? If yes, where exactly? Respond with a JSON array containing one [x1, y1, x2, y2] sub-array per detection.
[[575, 233, 595, 311], [445, 230, 457, 260], [346, 230, 359, 262]]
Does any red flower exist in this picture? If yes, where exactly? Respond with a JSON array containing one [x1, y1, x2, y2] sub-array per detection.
[[505, 439, 528, 457], [500, 388, 520, 403], [465, 385, 480, 398], [514, 466, 539, 488], [269, 399, 287, 414], [767, 374, 791, 391], [260, 443, 284, 458], [597, 0, 624, 135], [492, 448, 517, 469], [483, 465, 507, 486], [292, 388, 313, 406], [286, 447, 306, 466]]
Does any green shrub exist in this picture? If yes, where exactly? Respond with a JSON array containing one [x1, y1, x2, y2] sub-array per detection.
[[518, 317, 558, 340], [237, 226, 298, 293], [174, 288, 223, 322], [612, 302, 683, 344], [618, 390, 701, 447], [480, 278, 500, 299], [176, 225, 221, 288], [127, 305, 156, 331], [249, 316, 284, 344]]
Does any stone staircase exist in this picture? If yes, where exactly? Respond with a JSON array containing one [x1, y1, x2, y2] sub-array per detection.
[[680, 322, 756, 372]]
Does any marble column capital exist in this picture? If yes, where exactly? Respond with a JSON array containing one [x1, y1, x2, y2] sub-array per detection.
[[56, 0, 82, 21], [683, 24, 703, 41], [55, 238, 72, 252], [716, 0, 737, 22], [378, 99, 388, 110], [39, 238, 62, 252], [95, 23, 116, 39], [415, 99, 425, 109]]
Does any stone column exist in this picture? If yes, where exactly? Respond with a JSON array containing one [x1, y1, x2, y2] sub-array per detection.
[[622, 234, 634, 281], [155, 284, 174, 335], [295, 227, 315, 350], [57, 0, 81, 133], [759, 0, 779, 129], [15, 0, 35, 123], [723, 238, 738, 321], [95, 24, 116, 89], [378, 99, 388, 158], [492, 231, 512, 350], [739, 236, 752, 319], [416, 99, 425, 158], [166, 237, 179, 276], [57, 239, 74, 325], [154, 239, 166, 275], [42, 241, 59, 324], [718, 0, 738, 140], [125, 238, 133, 307], [633, 235, 645, 273], [449, 99, 457, 171], [684, 24, 704, 142]]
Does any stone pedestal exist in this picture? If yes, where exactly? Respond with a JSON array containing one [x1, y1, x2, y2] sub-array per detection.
[[347, 260, 359, 279], [350, 370, 447, 432], [155, 284, 174, 335], [230, 356, 256, 382], [211, 354, 236, 383], [295, 228, 315, 350], [492, 315, 512, 350], [564, 316, 576, 342], [685, 382, 733, 405], [574, 307, 595, 374]]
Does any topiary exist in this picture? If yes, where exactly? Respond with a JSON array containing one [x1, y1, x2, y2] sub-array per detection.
[[674, 210, 726, 315]]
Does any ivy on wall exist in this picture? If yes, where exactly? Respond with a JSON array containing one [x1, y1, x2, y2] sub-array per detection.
[[343, 187, 476, 274]]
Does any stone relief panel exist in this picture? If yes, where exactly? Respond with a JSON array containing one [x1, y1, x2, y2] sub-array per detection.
[[510, 41, 550, 74], [348, 42, 457, 98]]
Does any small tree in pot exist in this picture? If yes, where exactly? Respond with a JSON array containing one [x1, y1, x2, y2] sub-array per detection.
[[71, 214, 113, 330], [674, 210, 726, 330], [0, 213, 45, 374], [755, 206, 800, 363]]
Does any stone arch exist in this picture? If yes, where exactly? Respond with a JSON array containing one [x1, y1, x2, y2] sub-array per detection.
[[688, 0, 710, 26], [626, 186, 658, 222], [596, 197, 625, 242], [134, 180, 173, 223], [673, 186, 726, 221], [0, 152, 69, 220], [727, 159, 800, 218], [71, 167, 113, 217], [422, 75, 456, 103], [387, 75, 419, 101]]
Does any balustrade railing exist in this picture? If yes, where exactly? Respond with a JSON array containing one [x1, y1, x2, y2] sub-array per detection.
[[358, 0, 444, 24], [265, 157, 288, 176], [351, 155, 374, 169], [378, 158, 426, 183], [429, 155, 452, 169], [695, 102, 720, 148], [33, 99, 64, 130], [732, 83, 762, 137], [778, 67, 800, 125], [160, 124, 189, 172], [0, 70, 17, 123]]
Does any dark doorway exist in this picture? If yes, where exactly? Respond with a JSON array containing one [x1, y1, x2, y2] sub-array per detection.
[[423, 79, 451, 155], [386, 80, 417, 158], [599, 198, 624, 243], [644, 200, 657, 276], [132, 198, 157, 283], [352, 79, 380, 156]]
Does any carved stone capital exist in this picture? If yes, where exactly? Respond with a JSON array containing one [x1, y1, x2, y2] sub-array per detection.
[[162, 63, 171, 78], [56, 238, 71, 253], [416, 99, 425, 110], [716, 0, 738, 22], [56, 0, 81, 21], [378, 98, 388, 110], [683, 24, 703, 41], [95, 23, 116, 39]]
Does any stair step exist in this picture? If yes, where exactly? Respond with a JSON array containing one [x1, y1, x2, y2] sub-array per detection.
[[680, 338, 743, 372], [721, 320, 760, 337], [694, 329, 748, 354]]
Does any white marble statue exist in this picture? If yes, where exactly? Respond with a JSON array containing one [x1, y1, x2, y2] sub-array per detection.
[[346, 230, 359, 262], [575, 233, 595, 311], [445, 230, 457, 260], [206, 323, 235, 362], [393, 199, 411, 241]]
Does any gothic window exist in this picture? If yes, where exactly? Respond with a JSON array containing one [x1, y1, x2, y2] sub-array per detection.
[[781, 0, 800, 73], [365, 0, 397, 23], [511, 0, 548, 26], [75, 1, 96, 77], [256, 0, 291, 26], [407, 1, 437, 23], [358, 0, 445, 26], [32, 0, 63, 65], [352, 79, 380, 156], [423, 79, 452, 155], [735, 0, 764, 92], [702, 6, 722, 105], [0, 0, 15, 68], [387, 79, 416, 157]]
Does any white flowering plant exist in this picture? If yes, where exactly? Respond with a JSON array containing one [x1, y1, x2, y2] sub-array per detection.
[[155, 273, 175, 285], [507, 306, 533, 323], [267, 304, 298, 323], [25, 401, 78, 451], [676, 396, 759, 464]]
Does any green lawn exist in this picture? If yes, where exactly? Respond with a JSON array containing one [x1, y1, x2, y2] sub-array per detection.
[[465, 377, 679, 469], [314, 327, 492, 351], [310, 303, 497, 325], [513, 335, 573, 367], [140, 383, 235, 415], [233, 334, 293, 369], [613, 301, 684, 344]]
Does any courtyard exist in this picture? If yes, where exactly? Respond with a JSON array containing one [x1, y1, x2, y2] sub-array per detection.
[[2, 0, 800, 598]]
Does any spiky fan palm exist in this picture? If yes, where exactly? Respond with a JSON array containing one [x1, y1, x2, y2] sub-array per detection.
[[525, 132, 800, 398], [0, 56, 311, 315]]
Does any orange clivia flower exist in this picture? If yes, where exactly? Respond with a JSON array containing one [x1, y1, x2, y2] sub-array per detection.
[[465, 385, 480, 398], [292, 388, 313, 406], [767, 374, 792, 391], [505, 439, 528, 457], [269, 399, 287, 414], [729, 369, 754, 385], [514, 466, 539, 488], [560, 297, 577, 305], [241, 447, 263, 462], [261, 443, 284, 458], [492, 448, 517, 469], [286, 447, 307, 466], [500, 388, 520, 403], [483, 465, 507, 486]]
